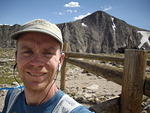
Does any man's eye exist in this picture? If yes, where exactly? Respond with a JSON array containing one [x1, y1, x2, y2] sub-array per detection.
[[22, 51, 33, 56], [44, 52, 55, 56], [45, 52, 54, 55]]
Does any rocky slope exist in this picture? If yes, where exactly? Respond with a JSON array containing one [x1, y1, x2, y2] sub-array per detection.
[[0, 11, 150, 53]]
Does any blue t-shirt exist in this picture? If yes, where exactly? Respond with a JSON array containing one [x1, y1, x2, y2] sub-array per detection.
[[2, 89, 94, 113]]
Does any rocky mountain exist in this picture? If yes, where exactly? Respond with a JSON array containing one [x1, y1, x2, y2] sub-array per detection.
[[58, 11, 150, 53], [0, 24, 20, 48], [0, 10, 150, 53]]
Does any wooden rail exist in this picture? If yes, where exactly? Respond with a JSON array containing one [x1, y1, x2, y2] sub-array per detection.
[[66, 52, 150, 66], [65, 52, 124, 64], [66, 58, 150, 97], [60, 44, 150, 113], [90, 97, 120, 113], [66, 58, 123, 85]]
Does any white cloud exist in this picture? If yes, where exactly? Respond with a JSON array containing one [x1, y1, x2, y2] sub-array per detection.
[[58, 12, 63, 15], [74, 13, 91, 20], [64, 2, 80, 8], [66, 9, 77, 13], [103, 6, 112, 11]]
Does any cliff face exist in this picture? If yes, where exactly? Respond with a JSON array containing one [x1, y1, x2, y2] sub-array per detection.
[[0, 24, 21, 48], [0, 11, 150, 53]]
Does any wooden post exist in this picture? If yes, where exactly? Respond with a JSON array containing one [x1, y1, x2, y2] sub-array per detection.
[[121, 49, 147, 113], [60, 43, 68, 90]]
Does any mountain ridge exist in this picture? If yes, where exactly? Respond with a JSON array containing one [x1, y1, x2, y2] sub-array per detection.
[[0, 10, 150, 53]]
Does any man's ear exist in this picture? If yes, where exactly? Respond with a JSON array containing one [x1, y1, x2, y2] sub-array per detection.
[[60, 52, 65, 66]]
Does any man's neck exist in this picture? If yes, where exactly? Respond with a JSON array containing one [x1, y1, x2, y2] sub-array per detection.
[[24, 84, 58, 105]]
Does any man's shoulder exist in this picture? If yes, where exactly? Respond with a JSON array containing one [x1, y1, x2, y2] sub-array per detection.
[[4, 88, 22, 103], [2, 88, 23, 113], [52, 93, 80, 113], [53, 92, 94, 113], [71, 106, 95, 113]]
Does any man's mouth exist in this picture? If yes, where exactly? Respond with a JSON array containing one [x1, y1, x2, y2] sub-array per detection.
[[27, 72, 46, 77]]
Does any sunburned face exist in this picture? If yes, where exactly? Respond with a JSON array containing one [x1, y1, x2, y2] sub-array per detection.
[[16, 32, 64, 92]]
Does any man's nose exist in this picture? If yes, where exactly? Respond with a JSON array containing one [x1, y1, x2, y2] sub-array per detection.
[[29, 55, 45, 67]]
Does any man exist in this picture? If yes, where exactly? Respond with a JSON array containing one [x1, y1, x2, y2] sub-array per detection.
[[2, 19, 94, 113]]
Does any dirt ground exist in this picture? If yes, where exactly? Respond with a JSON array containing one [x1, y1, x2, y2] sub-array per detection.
[[58, 66, 121, 104]]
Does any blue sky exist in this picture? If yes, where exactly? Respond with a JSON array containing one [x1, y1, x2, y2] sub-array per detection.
[[0, 0, 150, 30]]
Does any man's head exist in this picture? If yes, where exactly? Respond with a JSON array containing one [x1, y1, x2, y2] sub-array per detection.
[[11, 19, 64, 91]]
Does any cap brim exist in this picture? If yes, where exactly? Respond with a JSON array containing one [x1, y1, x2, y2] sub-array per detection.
[[11, 29, 63, 49]]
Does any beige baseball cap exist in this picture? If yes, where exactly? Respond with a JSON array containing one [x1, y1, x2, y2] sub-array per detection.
[[11, 19, 63, 49]]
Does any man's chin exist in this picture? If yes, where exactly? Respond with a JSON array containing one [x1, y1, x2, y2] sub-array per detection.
[[24, 82, 48, 92]]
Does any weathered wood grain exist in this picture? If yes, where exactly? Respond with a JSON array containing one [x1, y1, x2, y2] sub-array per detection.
[[121, 49, 147, 113]]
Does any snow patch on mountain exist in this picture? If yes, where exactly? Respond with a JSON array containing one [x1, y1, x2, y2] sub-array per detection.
[[111, 17, 116, 32], [137, 31, 150, 49], [81, 23, 88, 27]]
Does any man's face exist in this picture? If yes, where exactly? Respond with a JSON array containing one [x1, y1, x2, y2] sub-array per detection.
[[16, 32, 64, 91]]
